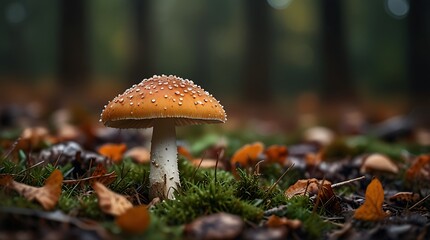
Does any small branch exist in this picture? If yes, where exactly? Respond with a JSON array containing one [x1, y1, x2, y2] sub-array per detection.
[[265, 163, 295, 194], [331, 176, 365, 188]]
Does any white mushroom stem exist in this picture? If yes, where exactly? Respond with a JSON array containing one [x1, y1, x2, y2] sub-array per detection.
[[149, 118, 180, 200]]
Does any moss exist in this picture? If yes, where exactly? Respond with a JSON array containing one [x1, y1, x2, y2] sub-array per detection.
[[154, 179, 263, 225], [280, 196, 332, 239], [109, 158, 150, 200]]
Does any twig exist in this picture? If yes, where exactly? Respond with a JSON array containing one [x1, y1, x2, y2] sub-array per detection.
[[265, 163, 295, 194], [192, 151, 207, 180], [331, 176, 365, 188], [17, 160, 45, 175]]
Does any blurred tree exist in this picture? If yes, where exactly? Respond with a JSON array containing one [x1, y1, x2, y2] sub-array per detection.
[[408, 0, 430, 105], [128, 0, 155, 84], [320, 0, 355, 104], [58, 0, 89, 92], [243, 0, 272, 103]]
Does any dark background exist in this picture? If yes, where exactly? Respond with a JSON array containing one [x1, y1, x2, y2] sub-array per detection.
[[0, 0, 429, 129]]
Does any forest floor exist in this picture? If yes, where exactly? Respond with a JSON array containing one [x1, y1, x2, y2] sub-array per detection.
[[0, 99, 430, 240]]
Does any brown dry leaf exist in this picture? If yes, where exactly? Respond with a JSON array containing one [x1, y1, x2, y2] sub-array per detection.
[[98, 143, 127, 163], [115, 205, 150, 234], [388, 192, 420, 206], [315, 181, 341, 214], [0, 170, 63, 210], [92, 181, 133, 216], [0, 175, 13, 186], [360, 153, 399, 174], [266, 215, 302, 230], [305, 151, 323, 167], [264, 145, 288, 165], [353, 178, 388, 221], [90, 163, 117, 185], [406, 154, 430, 183], [285, 178, 332, 198], [231, 142, 265, 167]]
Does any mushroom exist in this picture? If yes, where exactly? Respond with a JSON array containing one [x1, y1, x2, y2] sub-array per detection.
[[100, 75, 227, 200]]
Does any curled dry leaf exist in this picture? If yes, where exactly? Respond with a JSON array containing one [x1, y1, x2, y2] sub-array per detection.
[[98, 143, 127, 163], [360, 153, 399, 174], [92, 181, 133, 216], [406, 154, 430, 183], [353, 178, 388, 221], [0, 170, 63, 210], [124, 146, 151, 164], [264, 145, 288, 165], [115, 205, 150, 234], [231, 141, 265, 167], [285, 178, 332, 198], [266, 215, 302, 230], [388, 192, 420, 207]]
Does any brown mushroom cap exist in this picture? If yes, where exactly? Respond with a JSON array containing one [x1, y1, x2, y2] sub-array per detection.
[[100, 75, 227, 128]]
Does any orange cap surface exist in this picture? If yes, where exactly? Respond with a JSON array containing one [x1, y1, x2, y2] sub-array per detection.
[[100, 75, 227, 128]]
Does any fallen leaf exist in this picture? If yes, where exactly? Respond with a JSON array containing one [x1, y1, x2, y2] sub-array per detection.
[[406, 154, 430, 183], [285, 178, 332, 198], [388, 192, 420, 207], [231, 142, 265, 167], [115, 205, 150, 234], [0, 170, 63, 210], [266, 215, 302, 230], [178, 145, 194, 160], [353, 178, 387, 221], [264, 145, 288, 165], [360, 153, 399, 174], [92, 181, 133, 216], [304, 151, 323, 167], [90, 163, 117, 185], [124, 147, 151, 164], [98, 143, 127, 163]]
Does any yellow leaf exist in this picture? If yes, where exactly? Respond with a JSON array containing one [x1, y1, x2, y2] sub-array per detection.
[[116, 205, 150, 234], [354, 178, 387, 221], [92, 181, 133, 216]]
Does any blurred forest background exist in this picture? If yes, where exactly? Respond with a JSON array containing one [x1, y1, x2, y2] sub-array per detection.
[[0, 0, 429, 130]]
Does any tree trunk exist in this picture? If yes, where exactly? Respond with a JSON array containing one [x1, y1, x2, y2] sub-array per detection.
[[58, 0, 89, 94], [128, 0, 155, 84], [320, 0, 354, 104], [407, 0, 430, 106], [242, 1, 272, 104]]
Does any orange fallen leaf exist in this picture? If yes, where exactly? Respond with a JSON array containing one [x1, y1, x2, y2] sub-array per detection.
[[231, 142, 265, 167], [0, 170, 63, 210], [354, 178, 387, 221], [388, 192, 420, 206], [406, 154, 430, 183], [178, 146, 194, 160], [266, 215, 302, 229], [264, 145, 288, 165], [90, 163, 117, 185], [285, 178, 332, 198], [92, 181, 133, 216], [98, 143, 127, 163], [116, 205, 151, 234]]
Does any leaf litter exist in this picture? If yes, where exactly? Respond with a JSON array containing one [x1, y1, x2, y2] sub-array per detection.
[[1, 109, 430, 239]]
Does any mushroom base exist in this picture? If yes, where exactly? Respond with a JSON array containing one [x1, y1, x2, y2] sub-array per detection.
[[149, 118, 180, 200]]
